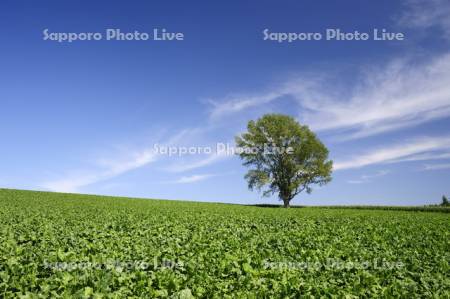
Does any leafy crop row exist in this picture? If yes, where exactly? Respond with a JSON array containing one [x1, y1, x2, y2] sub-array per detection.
[[0, 189, 449, 298], [251, 204, 450, 213]]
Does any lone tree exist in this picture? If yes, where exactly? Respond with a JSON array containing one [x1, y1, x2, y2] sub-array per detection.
[[235, 114, 333, 208], [442, 195, 449, 206]]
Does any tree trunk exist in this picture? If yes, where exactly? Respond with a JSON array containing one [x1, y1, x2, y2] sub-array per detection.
[[283, 198, 290, 208]]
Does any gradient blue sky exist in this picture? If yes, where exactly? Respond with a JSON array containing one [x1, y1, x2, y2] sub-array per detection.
[[1, 0, 449, 205]]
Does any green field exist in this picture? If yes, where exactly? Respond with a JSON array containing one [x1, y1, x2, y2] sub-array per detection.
[[0, 189, 449, 298]]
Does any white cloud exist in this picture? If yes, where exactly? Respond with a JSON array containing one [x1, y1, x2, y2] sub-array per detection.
[[305, 55, 450, 139], [40, 126, 236, 192], [347, 170, 390, 184], [164, 151, 231, 173], [172, 174, 216, 184], [206, 0, 450, 138], [40, 129, 194, 193], [392, 151, 450, 163], [208, 91, 284, 120], [399, 0, 450, 39], [42, 147, 159, 193], [423, 163, 450, 171], [334, 136, 450, 170], [207, 54, 450, 140]]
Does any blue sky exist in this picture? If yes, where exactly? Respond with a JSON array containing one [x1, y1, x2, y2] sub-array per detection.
[[1, 0, 449, 205]]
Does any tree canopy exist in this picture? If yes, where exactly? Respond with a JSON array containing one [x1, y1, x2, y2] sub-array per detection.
[[235, 114, 333, 207]]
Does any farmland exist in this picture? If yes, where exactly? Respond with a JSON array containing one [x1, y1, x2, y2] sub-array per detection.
[[0, 189, 449, 298]]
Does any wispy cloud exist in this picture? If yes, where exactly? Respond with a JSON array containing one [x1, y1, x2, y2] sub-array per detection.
[[42, 147, 159, 193], [40, 129, 194, 193], [40, 126, 236, 192], [423, 163, 450, 171], [207, 0, 450, 140], [399, 0, 450, 39], [171, 174, 216, 184], [164, 151, 231, 173], [347, 170, 390, 184], [208, 91, 285, 120], [207, 54, 450, 140], [305, 55, 450, 140], [207, 78, 324, 121], [334, 135, 450, 170], [392, 151, 450, 163]]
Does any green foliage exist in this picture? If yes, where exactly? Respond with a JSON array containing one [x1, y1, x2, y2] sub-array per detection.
[[0, 189, 449, 297], [442, 195, 449, 206], [252, 204, 450, 213], [235, 114, 332, 207]]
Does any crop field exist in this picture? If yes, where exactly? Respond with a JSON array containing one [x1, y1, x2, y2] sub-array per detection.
[[0, 189, 449, 298]]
